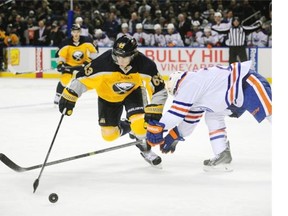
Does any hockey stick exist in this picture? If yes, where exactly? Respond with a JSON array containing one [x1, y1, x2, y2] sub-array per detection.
[[8, 64, 83, 75], [0, 0, 13, 7], [0, 140, 141, 172], [33, 113, 65, 193], [7, 64, 55, 75], [241, 11, 261, 25]]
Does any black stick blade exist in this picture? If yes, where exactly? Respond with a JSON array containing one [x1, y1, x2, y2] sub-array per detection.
[[33, 179, 39, 193]]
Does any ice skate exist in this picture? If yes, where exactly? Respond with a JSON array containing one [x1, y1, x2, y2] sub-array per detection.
[[135, 139, 162, 169], [140, 150, 162, 168], [203, 143, 233, 172]]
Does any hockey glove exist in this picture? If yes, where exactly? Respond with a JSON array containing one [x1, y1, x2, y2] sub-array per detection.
[[57, 61, 66, 73], [144, 104, 164, 125], [227, 104, 246, 118], [59, 88, 78, 116], [160, 127, 184, 153], [146, 120, 166, 146], [57, 62, 75, 74]]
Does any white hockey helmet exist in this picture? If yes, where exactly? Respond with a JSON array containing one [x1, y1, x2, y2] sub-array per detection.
[[167, 23, 175, 29], [136, 23, 143, 29], [167, 71, 185, 96], [94, 29, 103, 37], [154, 24, 162, 30], [121, 23, 128, 29]]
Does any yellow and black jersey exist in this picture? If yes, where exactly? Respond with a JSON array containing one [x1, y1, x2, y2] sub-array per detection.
[[57, 36, 98, 66], [76, 50, 166, 103]]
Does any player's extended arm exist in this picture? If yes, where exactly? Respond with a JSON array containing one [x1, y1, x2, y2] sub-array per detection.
[[146, 120, 184, 153]]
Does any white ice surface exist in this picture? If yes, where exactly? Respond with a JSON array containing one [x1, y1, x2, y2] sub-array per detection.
[[0, 78, 271, 216]]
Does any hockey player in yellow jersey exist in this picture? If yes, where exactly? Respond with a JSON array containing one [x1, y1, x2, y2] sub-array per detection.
[[58, 35, 168, 167], [54, 24, 98, 105]]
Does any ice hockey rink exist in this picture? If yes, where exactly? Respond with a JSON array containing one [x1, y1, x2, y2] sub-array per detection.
[[0, 77, 272, 216]]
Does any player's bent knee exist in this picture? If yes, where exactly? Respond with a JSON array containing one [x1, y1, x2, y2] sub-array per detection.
[[101, 126, 120, 141], [129, 114, 146, 139]]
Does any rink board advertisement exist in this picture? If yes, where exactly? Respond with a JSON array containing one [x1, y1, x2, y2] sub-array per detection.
[[3, 47, 271, 80]]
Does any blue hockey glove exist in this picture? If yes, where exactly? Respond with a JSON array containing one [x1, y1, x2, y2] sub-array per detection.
[[146, 120, 166, 146], [160, 127, 184, 153]]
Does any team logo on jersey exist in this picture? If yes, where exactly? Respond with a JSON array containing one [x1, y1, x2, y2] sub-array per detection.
[[112, 82, 134, 94], [72, 51, 84, 61]]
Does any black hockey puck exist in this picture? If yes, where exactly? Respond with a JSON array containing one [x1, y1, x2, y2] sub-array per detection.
[[49, 193, 58, 203]]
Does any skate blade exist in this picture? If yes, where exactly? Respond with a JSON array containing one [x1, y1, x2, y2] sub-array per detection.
[[142, 157, 163, 169], [203, 163, 233, 172]]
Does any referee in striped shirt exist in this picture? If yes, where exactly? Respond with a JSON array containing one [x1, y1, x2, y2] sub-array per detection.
[[212, 16, 262, 64]]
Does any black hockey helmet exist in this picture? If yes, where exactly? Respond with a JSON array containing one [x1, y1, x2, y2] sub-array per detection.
[[112, 35, 138, 58]]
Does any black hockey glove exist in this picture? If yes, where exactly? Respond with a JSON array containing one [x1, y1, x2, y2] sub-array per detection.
[[59, 88, 78, 116], [57, 61, 66, 73], [227, 104, 246, 118], [144, 104, 164, 124], [160, 126, 184, 153], [57, 62, 75, 74]]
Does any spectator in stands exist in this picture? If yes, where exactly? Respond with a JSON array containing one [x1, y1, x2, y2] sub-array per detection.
[[33, 19, 50, 46], [138, 0, 151, 16], [165, 23, 184, 47], [262, 3, 272, 47], [150, 24, 166, 47], [24, 17, 37, 45], [133, 23, 151, 46], [49, 21, 66, 47], [4, 24, 19, 47], [92, 10, 104, 31], [223, 9, 234, 24], [128, 12, 140, 35], [189, 20, 203, 47], [198, 26, 219, 48], [75, 17, 89, 37], [102, 12, 120, 41], [0, 0, 272, 49], [115, 0, 130, 19], [83, 17, 96, 38], [152, 10, 165, 25], [116, 23, 132, 39], [247, 27, 268, 47], [177, 13, 191, 46], [212, 12, 230, 46], [142, 11, 154, 34], [24, 10, 37, 24], [93, 29, 114, 47], [58, 18, 68, 36], [12, 14, 27, 46]]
